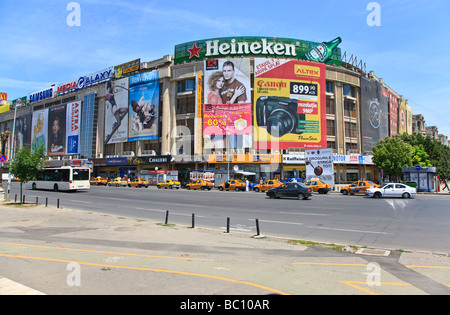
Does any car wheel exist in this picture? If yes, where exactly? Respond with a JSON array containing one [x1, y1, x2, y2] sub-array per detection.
[[32, 183, 36, 190], [157, 185, 161, 189], [219, 187, 223, 191], [268, 192, 276, 199], [254, 187, 259, 192], [374, 192, 382, 198], [235, 187, 240, 191], [54, 184, 59, 192], [342, 190, 348, 195], [108, 183, 111, 187], [169, 185, 173, 189], [297, 193, 305, 200], [187, 186, 190, 190], [402, 192, 411, 199], [128, 184, 131, 187]]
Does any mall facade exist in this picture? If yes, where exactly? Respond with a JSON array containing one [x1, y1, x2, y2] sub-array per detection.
[[0, 36, 412, 189]]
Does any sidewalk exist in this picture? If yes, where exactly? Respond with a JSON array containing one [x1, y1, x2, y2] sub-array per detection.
[[0, 202, 449, 295]]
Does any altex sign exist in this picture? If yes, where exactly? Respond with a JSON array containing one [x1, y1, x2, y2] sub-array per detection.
[[174, 36, 342, 66]]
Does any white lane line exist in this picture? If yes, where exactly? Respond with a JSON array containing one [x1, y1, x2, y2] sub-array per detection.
[[306, 226, 392, 235]]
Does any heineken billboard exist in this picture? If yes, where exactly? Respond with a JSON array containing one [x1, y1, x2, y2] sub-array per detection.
[[175, 36, 342, 66]]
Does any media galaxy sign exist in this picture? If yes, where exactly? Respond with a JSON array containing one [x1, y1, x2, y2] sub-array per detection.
[[175, 36, 342, 66]]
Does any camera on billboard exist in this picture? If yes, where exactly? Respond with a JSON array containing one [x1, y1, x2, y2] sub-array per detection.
[[255, 96, 305, 138]]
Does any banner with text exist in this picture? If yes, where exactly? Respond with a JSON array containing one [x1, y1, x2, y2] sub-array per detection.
[[254, 58, 326, 150]]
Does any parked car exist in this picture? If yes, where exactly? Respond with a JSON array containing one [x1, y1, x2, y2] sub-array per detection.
[[128, 178, 149, 188], [304, 180, 331, 194], [253, 180, 283, 192], [341, 180, 380, 195], [266, 182, 313, 200], [157, 179, 181, 189], [218, 180, 246, 191], [186, 179, 213, 190], [90, 176, 108, 185], [108, 177, 128, 187], [365, 183, 417, 199]]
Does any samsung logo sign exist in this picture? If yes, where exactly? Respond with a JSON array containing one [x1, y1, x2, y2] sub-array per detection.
[[29, 88, 54, 103]]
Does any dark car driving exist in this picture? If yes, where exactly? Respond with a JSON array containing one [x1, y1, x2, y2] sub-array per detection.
[[266, 182, 313, 200]]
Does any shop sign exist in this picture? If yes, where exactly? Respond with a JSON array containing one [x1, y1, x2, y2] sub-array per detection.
[[332, 154, 374, 165], [114, 59, 140, 79], [56, 80, 78, 96], [283, 154, 306, 164], [208, 154, 281, 164], [77, 67, 114, 90], [29, 87, 54, 103], [106, 157, 129, 166], [175, 37, 342, 66]]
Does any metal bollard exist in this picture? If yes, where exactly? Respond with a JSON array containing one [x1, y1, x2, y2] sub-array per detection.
[[164, 210, 169, 225], [45, 197, 48, 207], [255, 219, 260, 236], [226, 217, 230, 233], [57, 199, 60, 209], [191, 213, 195, 228], [35, 197, 38, 205]]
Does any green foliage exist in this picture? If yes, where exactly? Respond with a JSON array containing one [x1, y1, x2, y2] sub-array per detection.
[[372, 135, 412, 179], [9, 144, 46, 183], [411, 144, 432, 167]]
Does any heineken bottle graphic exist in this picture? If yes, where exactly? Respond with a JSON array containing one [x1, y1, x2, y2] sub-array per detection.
[[302, 37, 342, 63]]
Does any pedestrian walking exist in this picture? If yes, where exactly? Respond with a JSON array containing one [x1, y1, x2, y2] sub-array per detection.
[[442, 178, 450, 191]]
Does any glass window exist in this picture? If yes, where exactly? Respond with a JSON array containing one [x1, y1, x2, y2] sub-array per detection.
[[326, 81, 334, 93], [327, 119, 335, 136], [343, 85, 355, 97], [326, 98, 335, 115], [344, 101, 356, 118]]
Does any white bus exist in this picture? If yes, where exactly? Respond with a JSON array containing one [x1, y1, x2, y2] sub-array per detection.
[[26, 166, 91, 192]]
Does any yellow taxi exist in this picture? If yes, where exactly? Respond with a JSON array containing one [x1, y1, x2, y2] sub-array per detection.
[[304, 180, 331, 194], [218, 179, 246, 191], [90, 176, 108, 185], [128, 178, 150, 188], [157, 179, 181, 189], [341, 180, 380, 195], [253, 180, 283, 192], [108, 177, 128, 187], [186, 179, 213, 190]]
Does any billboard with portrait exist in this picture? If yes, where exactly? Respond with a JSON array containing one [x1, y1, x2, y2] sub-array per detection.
[[253, 58, 326, 150], [128, 70, 159, 142], [105, 78, 129, 144], [47, 104, 67, 156], [14, 113, 32, 151], [360, 77, 389, 153], [31, 108, 48, 153], [406, 103, 413, 135], [203, 59, 252, 149]]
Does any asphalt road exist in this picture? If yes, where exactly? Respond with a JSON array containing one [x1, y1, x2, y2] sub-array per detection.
[[8, 183, 450, 254]]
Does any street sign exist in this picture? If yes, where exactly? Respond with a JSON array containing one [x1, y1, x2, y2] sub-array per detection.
[[0, 155, 7, 163]]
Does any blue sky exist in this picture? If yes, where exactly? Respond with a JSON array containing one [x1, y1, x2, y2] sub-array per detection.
[[1, 0, 449, 136]]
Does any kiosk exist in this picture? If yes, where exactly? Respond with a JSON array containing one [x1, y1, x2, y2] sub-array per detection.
[[402, 165, 436, 193]]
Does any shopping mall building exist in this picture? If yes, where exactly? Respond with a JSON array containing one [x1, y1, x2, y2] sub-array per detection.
[[0, 36, 412, 189]]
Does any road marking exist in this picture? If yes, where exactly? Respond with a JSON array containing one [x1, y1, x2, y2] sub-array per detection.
[[306, 226, 391, 235], [0, 242, 213, 262], [340, 281, 412, 296], [279, 211, 327, 216], [0, 253, 289, 295], [252, 219, 304, 226]]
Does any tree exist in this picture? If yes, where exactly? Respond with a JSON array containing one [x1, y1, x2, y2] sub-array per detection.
[[411, 144, 432, 167], [372, 135, 413, 181], [8, 144, 46, 203]]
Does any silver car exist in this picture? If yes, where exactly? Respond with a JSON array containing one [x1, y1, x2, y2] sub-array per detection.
[[365, 183, 417, 199]]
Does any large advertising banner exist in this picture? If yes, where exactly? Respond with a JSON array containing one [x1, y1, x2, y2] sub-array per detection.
[[195, 73, 203, 156], [128, 70, 159, 142], [31, 108, 48, 153], [360, 77, 388, 153], [305, 148, 334, 189], [14, 113, 31, 150], [48, 104, 67, 156], [253, 58, 326, 150], [406, 103, 413, 135], [105, 78, 129, 144], [203, 59, 252, 149], [388, 91, 398, 137], [66, 101, 81, 155], [398, 99, 407, 134]]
